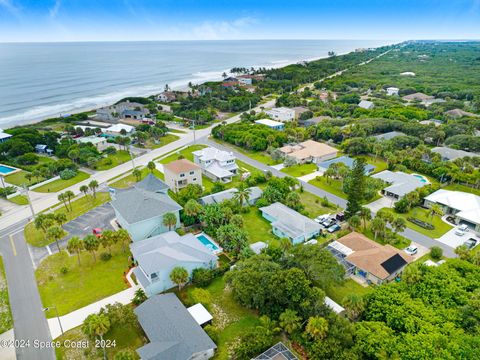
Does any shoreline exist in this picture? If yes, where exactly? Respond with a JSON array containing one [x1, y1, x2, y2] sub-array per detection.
[[1, 42, 393, 130]]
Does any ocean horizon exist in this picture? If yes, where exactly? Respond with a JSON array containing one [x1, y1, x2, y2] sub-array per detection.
[[0, 39, 392, 129]]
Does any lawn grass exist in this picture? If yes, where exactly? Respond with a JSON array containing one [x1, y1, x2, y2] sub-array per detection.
[[183, 276, 260, 360], [281, 163, 317, 177], [168, 128, 186, 134], [32, 171, 90, 193], [145, 133, 180, 149], [381, 207, 453, 239], [0, 256, 13, 333], [443, 183, 480, 196], [298, 191, 339, 217], [5, 170, 44, 186], [24, 192, 111, 247], [326, 279, 373, 304], [109, 168, 164, 189], [7, 194, 29, 205], [55, 323, 145, 359], [36, 242, 131, 316], [158, 144, 207, 164], [211, 138, 280, 166], [95, 150, 131, 171], [241, 208, 277, 245], [308, 176, 347, 199], [359, 156, 389, 174]]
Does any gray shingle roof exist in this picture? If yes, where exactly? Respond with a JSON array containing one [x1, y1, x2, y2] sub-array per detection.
[[111, 175, 181, 224], [372, 170, 426, 197], [130, 231, 217, 276], [373, 131, 406, 141], [431, 147, 478, 161], [135, 293, 217, 360], [318, 156, 375, 173], [199, 187, 263, 205]]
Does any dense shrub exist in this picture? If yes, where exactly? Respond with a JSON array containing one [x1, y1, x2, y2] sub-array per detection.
[[430, 246, 443, 260], [407, 217, 434, 229], [59, 168, 77, 180], [100, 252, 112, 261]]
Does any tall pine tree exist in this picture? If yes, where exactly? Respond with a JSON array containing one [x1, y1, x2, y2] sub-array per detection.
[[344, 158, 366, 218]]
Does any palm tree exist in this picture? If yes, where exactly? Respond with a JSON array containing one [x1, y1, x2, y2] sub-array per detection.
[[79, 185, 89, 197], [147, 161, 156, 173], [47, 226, 64, 253], [183, 199, 203, 221], [371, 217, 386, 240], [34, 213, 55, 240], [64, 190, 75, 211], [100, 229, 115, 254], [58, 193, 69, 211], [82, 313, 110, 360], [163, 212, 177, 231], [391, 216, 407, 235], [233, 185, 251, 207], [83, 234, 100, 262], [279, 309, 301, 335], [116, 229, 131, 253], [67, 236, 84, 266], [132, 169, 141, 182], [427, 204, 443, 221], [342, 294, 365, 321], [359, 207, 372, 231], [170, 266, 189, 290], [305, 316, 329, 340], [348, 215, 361, 230], [55, 213, 67, 227], [88, 180, 99, 199]]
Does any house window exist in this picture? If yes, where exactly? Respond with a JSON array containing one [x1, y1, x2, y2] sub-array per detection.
[[189, 171, 195, 175], [193, 178, 197, 181], [151, 273, 158, 282], [179, 173, 185, 177]]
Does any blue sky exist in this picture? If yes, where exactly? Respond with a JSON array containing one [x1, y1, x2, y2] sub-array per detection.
[[0, 0, 479, 42]]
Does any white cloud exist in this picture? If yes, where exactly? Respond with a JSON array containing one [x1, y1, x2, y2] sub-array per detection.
[[0, 0, 20, 15], [49, 0, 62, 18], [191, 16, 257, 40]]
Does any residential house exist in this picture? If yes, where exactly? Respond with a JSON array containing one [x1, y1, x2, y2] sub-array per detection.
[[402, 92, 434, 102], [75, 136, 108, 150], [163, 159, 202, 193], [279, 140, 338, 164], [103, 123, 135, 137], [265, 107, 295, 122], [255, 119, 285, 130], [372, 170, 427, 199], [318, 156, 375, 174], [445, 108, 480, 119], [300, 116, 332, 127], [431, 147, 478, 161], [373, 131, 406, 141], [0, 129, 12, 143], [96, 107, 117, 122], [199, 187, 263, 206], [419, 119, 442, 127], [319, 90, 336, 103], [135, 293, 217, 360], [328, 232, 411, 285], [358, 100, 374, 110], [237, 75, 253, 85], [424, 190, 480, 232], [254, 343, 298, 360], [260, 202, 322, 244], [111, 174, 182, 241], [157, 91, 177, 102], [131, 231, 218, 296], [292, 106, 310, 119], [386, 87, 399, 96], [193, 147, 238, 183], [34, 144, 48, 154]]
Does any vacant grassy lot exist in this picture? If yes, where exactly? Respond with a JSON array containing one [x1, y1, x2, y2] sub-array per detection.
[[36, 242, 131, 316], [298, 191, 339, 217], [146, 133, 179, 149], [5, 170, 44, 186], [281, 163, 317, 177], [25, 192, 111, 247], [33, 171, 90, 193], [211, 138, 281, 166], [0, 257, 13, 334], [309, 176, 347, 199], [241, 208, 276, 245], [443, 183, 480, 196], [109, 168, 164, 189], [327, 279, 373, 304], [95, 150, 131, 171], [158, 144, 207, 163], [381, 207, 453, 239]]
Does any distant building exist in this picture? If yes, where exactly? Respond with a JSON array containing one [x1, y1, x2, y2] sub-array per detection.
[[260, 202, 322, 244], [292, 106, 310, 119], [199, 187, 263, 206], [319, 90, 336, 102], [444, 108, 480, 119], [279, 140, 338, 164], [157, 91, 177, 102], [300, 116, 332, 127], [135, 293, 217, 360], [373, 131, 406, 141], [265, 107, 295, 122], [193, 147, 238, 183], [358, 100, 374, 109], [96, 107, 116, 122], [431, 147, 478, 161], [111, 174, 182, 241], [131, 231, 218, 296], [35, 144, 48, 154], [237, 75, 253, 85], [318, 156, 375, 174], [75, 136, 108, 150], [372, 170, 427, 199], [254, 119, 285, 130], [402, 92, 434, 102], [386, 87, 399, 96], [400, 71, 416, 76], [253, 343, 298, 360], [163, 159, 202, 193], [0, 129, 12, 143], [104, 123, 135, 136], [419, 119, 442, 127]]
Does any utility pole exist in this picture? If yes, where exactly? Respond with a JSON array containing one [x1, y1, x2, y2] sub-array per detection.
[[129, 145, 135, 170], [22, 184, 35, 219], [192, 119, 196, 144], [43, 306, 63, 335]]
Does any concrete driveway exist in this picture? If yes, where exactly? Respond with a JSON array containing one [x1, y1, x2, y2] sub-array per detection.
[[436, 227, 480, 249], [365, 196, 395, 213]]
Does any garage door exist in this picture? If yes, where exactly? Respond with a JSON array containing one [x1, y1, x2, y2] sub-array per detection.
[[459, 220, 476, 230]]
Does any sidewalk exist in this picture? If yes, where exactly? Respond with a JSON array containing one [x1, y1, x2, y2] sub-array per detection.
[[48, 270, 139, 339], [0, 329, 16, 360]]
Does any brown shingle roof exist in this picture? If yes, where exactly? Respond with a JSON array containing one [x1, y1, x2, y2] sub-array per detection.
[[164, 159, 200, 174], [336, 232, 411, 280]]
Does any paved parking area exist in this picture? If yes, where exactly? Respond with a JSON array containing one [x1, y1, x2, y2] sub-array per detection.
[[436, 227, 480, 249], [63, 203, 115, 240]]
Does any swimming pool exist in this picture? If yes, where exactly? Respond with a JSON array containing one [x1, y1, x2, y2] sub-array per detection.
[[196, 233, 222, 253], [412, 174, 429, 183], [0, 164, 17, 175]]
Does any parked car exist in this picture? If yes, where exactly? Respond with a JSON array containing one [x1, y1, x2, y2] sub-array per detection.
[[314, 214, 330, 224], [336, 212, 345, 222], [327, 224, 341, 233], [455, 228, 466, 236], [92, 228, 103, 238], [458, 224, 469, 232], [322, 218, 336, 228], [304, 239, 318, 245], [404, 245, 418, 255], [464, 238, 477, 250]]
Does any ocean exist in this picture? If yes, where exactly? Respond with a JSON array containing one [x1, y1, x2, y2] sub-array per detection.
[[0, 40, 391, 128]]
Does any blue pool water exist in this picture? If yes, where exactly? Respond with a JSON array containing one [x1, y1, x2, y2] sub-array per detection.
[[0, 165, 16, 175], [196, 234, 220, 252], [413, 174, 428, 183]]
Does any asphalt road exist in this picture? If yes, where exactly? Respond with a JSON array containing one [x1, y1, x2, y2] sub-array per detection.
[[0, 223, 54, 360]]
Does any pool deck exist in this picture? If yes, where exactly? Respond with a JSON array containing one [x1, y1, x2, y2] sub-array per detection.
[[0, 164, 21, 177], [196, 232, 223, 255]]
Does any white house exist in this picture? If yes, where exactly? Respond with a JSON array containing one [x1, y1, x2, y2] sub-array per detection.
[[103, 123, 135, 136], [0, 129, 12, 143], [358, 100, 374, 110], [237, 75, 253, 85], [157, 91, 177, 102], [254, 119, 285, 130], [193, 147, 238, 183], [386, 87, 399, 96], [265, 107, 295, 122]]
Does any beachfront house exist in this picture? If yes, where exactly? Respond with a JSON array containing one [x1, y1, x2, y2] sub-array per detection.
[[372, 170, 427, 199], [157, 91, 177, 102], [237, 75, 253, 85], [131, 231, 218, 296], [0, 129, 12, 143], [279, 140, 338, 164], [163, 159, 202, 193], [103, 123, 135, 137], [254, 119, 285, 130], [111, 174, 182, 242], [135, 293, 217, 360], [265, 107, 295, 122], [260, 202, 322, 244], [193, 147, 238, 183]]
